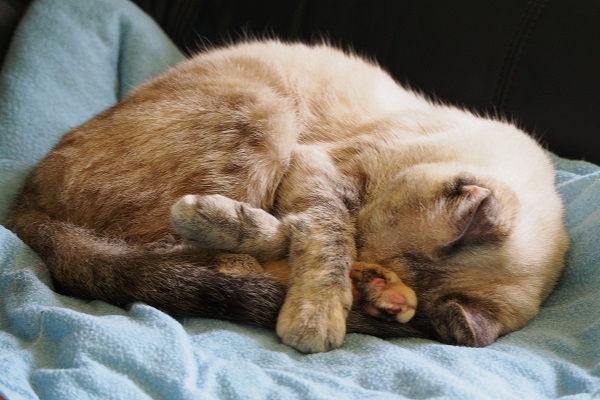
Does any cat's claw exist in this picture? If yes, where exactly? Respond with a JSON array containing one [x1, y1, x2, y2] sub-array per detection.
[[350, 262, 417, 323]]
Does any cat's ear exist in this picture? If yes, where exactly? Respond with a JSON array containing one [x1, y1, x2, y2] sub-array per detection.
[[431, 297, 502, 347], [450, 184, 508, 247]]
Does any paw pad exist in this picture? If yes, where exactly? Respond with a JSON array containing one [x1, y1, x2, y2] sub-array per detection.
[[350, 262, 417, 323]]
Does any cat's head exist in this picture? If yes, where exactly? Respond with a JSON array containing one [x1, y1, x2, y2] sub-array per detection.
[[356, 163, 567, 346]]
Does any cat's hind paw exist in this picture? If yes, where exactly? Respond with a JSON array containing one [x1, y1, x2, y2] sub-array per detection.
[[170, 194, 237, 248], [350, 262, 417, 323], [170, 194, 285, 261]]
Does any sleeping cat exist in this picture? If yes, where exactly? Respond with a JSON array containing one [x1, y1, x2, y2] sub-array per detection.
[[6, 40, 568, 353]]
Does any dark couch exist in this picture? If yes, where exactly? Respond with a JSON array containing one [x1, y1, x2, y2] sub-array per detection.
[[4, 0, 599, 163]]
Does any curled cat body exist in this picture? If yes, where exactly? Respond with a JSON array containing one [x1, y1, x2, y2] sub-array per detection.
[[7, 40, 568, 353]]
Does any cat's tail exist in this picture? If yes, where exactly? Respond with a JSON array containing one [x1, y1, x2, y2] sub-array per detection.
[[6, 206, 285, 327], [6, 205, 432, 339]]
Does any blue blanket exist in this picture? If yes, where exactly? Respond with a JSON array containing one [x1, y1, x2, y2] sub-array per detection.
[[0, 1, 599, 398]]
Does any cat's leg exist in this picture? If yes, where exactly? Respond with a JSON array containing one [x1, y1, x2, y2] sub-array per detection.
[[175, 146, 355, 353], [264, 260, 418, 324], [272, 146, 356, 353], [171, 194, 288, 262], [350, 262, 417, 323], [172, 194, 418, 326]]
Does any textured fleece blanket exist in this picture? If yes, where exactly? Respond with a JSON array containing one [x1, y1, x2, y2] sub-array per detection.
[[0, 0, 599, 399]]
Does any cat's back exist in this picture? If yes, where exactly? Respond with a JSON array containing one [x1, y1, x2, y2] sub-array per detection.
[[171, 41, 426, 138]]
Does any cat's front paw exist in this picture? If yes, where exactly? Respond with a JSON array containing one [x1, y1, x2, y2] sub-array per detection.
[[350, 262, 417, 323], [276, 288, 352, 353]]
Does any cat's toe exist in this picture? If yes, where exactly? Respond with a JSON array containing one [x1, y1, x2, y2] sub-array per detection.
[[170, 195, 203, 238], [170, 194, 242, 249], [363, 278, 417, 323], [350, 262, 417, 323], [276, 289, 351, 353]]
